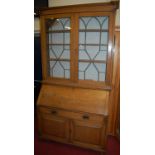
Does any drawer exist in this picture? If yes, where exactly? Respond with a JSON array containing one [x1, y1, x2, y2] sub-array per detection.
[[39, 107, 104, 124]]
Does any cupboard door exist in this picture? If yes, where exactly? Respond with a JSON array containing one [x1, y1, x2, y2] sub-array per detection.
[[71, 120, 106, 149], [76, 12, 114, 84], [41, 14, 75, 81], [38, 113, 69, 142], [47, 17, 71, 79]]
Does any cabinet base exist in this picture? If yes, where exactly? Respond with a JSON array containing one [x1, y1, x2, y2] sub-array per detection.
[[39, 135, 106, 154]]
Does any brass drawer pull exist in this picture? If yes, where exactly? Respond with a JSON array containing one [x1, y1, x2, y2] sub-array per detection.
[[51, 110, 57, 115], [82, 114, 89, 120]]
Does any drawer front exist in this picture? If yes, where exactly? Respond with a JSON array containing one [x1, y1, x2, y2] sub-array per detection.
[[39, 107, 104, 124]]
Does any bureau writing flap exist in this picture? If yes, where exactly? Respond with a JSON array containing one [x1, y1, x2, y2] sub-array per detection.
[[37, 85, 109, 115]]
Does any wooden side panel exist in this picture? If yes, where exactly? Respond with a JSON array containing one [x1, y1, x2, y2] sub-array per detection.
[[107, 27, 120, 135], [113, 29, 120, 137], [37, 84, 109, 115]]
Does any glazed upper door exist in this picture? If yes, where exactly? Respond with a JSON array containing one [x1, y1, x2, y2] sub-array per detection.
[[75, 12, 114, 85], [41, 14, 75, 81]]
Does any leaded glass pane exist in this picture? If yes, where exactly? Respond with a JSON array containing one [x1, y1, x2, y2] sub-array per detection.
[[60, 61, 70, 70], [50, 61, 64, 78], [86, 32, 100, 44], [99, 73, 106, 81], [78, 16, 109, 82], [85, 63, 98, 81], [79, 32, 85, 44], [49, 19, 63, 31], [49, 45, 63, 58], [49, 61, 70, 79], [64, 32, 70, 44], [49, 33, 63, 44], [94, 51, 107, 61], [94, 63, 106, 72], [101, 32, 108, 44], [100, 45, 108, 51], [46, 17, 71, 79], [65, 70, 70, 79], [78, 62, 106, 81], [79, 50, 90, 60], [48, 18, 70, 31], [60, 49, 70, 59], [79, 62, 89, 71]]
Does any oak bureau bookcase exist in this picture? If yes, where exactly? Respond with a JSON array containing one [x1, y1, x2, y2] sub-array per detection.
[[37, 2, 119, 154]]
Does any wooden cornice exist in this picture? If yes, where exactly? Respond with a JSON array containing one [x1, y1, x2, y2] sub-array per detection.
[[39, 1, 119, 16]]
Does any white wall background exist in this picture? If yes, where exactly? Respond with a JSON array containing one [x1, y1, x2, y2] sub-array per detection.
[[34, 18, 40, 33], [49, 0, 112, 7], [115, 9, 120, 26]]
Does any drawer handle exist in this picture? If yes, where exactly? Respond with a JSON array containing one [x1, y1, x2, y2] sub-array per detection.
[[82, 115, 89, 120], [51, 110, 57, 115]]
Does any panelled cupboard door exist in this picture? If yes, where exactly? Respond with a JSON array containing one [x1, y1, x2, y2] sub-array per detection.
[[38, 113, 70, 142], [70, 120, 106, 149]]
